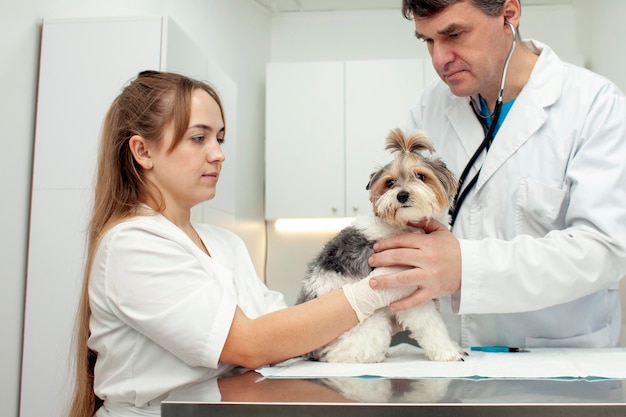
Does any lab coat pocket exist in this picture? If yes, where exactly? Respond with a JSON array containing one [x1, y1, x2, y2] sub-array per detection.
[[515, 177, 567, 236], [525, 326, 611, 348]]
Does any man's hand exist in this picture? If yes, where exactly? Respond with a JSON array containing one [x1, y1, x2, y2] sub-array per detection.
[[367, 218, 462, 310]]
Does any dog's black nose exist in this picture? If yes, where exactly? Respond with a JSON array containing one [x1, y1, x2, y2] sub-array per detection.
[[397, 191, 410, 204]]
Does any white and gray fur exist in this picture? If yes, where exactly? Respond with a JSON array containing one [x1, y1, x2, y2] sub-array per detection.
[[296, 128, 464, 363]]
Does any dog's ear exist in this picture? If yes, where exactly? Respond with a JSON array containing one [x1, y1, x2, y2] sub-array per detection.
[[429, 158, 459, 206], [366, 167, 384, 190], [366, 171, 376, 190]]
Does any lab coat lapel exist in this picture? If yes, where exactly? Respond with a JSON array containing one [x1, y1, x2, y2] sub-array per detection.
[[446, 97, 485, 161], [476, 98, 547, 189], [475, 41, 561, 191]]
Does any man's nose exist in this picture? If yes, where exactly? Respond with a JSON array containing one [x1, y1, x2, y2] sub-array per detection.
[[430, 42, 454, 73]]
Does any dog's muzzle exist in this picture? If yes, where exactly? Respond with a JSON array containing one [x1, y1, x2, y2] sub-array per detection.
[[397, 191, 410, 204]]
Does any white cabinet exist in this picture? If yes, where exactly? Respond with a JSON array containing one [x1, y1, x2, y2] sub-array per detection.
[[266, 62, 345, 219], [21, 17, 210, 417], [265, 59, 431, 219]]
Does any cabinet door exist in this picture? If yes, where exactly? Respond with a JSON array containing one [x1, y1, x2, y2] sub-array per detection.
[[266, 62, 345, 219], [345, 59, 426, 216]]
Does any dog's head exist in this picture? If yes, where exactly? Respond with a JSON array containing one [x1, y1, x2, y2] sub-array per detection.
[[366, 129, 458, 227]]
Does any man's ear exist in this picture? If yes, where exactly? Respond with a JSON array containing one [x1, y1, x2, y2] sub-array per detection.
[[503, 0, 521, 28], [129, 135, 153, 169]]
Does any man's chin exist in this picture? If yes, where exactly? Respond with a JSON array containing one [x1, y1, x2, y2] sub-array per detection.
[[446, 83, 474, 98]]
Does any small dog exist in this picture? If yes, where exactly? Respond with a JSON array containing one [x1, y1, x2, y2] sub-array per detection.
[[296, 128, 464, 363]]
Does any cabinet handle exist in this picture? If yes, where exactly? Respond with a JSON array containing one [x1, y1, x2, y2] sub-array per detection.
[[331, 206, 337, 213], [352, 206, 359, 213]]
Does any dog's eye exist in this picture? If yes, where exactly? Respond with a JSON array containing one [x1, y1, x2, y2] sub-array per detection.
[[416, 173, 426, 181], [385, 179, 395, 188]]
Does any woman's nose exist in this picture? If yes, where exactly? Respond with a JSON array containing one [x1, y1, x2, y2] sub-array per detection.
[[208, 141, 225, 163]]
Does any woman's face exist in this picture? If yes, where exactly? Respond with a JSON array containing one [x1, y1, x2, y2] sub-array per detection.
[[147, 88, 225, 211]]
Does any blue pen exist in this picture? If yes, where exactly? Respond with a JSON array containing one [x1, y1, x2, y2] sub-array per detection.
[[471, 346, 530, 353]]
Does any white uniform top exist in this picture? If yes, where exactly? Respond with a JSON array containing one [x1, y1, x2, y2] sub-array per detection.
[[408, 40, 626, 348], [88, 213, 287, 416]]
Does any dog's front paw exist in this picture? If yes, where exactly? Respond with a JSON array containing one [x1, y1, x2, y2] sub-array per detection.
[[424, 340, 465, 362], [319, 312, 392, 363], [321, 342, 388, 363], [426, 349, 466, 362]]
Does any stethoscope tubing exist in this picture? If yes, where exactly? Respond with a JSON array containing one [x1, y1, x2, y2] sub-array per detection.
[[449, 21, 517, 228], [449, 101, 502, 226]]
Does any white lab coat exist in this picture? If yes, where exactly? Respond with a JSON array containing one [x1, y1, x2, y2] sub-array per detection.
[[408, 40, 626, 348], [88, 213, 287, 416]]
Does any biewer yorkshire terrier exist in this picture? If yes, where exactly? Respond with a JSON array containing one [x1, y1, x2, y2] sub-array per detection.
[[296, 128, 464, 363]]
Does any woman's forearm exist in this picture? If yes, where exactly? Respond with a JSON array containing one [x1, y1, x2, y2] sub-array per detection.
[[220, 288, 358, 368]]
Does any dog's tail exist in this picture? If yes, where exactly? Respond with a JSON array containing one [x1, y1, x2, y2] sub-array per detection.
[[385, 128, 435, 157]]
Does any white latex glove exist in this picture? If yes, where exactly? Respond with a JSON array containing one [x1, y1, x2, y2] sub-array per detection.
[[342, 267, 417, 322]]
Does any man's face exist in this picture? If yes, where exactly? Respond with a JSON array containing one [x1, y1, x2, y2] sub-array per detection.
[[414, 0, 511, 99]]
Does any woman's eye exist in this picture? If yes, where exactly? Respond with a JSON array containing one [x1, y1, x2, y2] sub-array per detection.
[[192, 135, 204, 143], [217, 137, 225, 145]]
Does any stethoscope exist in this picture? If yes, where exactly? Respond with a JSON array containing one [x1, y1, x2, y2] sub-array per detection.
[[449, 20, 518, 228]]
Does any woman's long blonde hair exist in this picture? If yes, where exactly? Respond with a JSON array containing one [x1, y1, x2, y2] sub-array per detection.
[[68, 71, 224, 417]]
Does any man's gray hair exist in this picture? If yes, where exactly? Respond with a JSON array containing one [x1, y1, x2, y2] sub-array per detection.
[[402, 0, 508, 20]]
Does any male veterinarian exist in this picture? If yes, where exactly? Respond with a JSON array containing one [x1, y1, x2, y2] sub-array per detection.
[[368, 0, 626, 348]]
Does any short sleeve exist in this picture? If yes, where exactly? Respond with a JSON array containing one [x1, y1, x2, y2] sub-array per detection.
[[93, 221, 236, 368]]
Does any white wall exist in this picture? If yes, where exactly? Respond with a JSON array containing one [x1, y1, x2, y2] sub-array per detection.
[[269, 6, 581, 63], [271, 10, 420, 61], [574, 0, 626, 92], [1, 1, 271, 417]]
